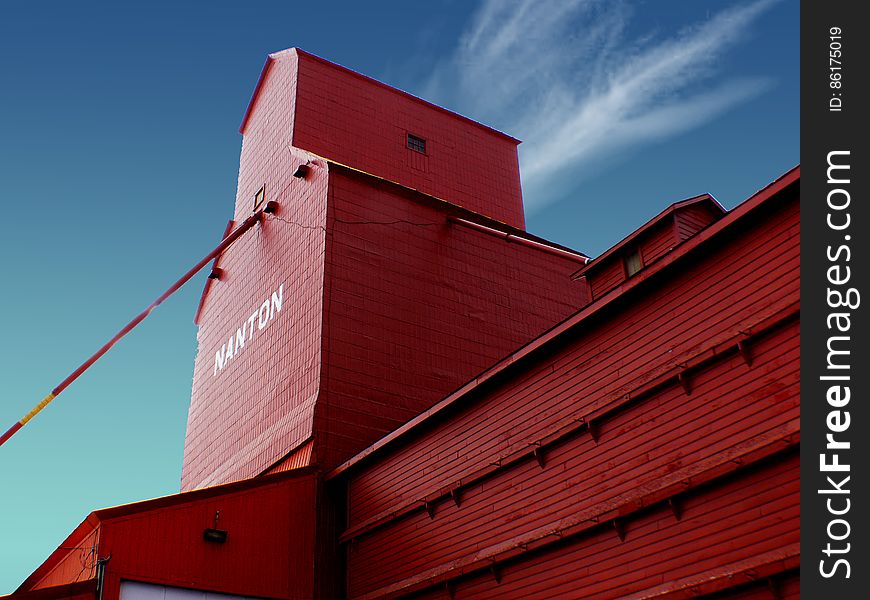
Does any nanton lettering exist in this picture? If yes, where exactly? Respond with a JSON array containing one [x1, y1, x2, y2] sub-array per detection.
[[213, 284, 284, 376]]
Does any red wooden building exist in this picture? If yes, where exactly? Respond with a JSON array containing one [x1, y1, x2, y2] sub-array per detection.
[[5, 49, 800, 599]]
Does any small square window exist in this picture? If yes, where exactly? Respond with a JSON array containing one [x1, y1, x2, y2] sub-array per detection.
[[253, 185, 266, 211], [407, 133, 427, 154], [624, 249, 643, 277]]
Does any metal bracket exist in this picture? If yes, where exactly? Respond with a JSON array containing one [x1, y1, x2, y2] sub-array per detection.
[[491, 563, 503, 584], [588, 420, 600, 443], [533, 447, 546, 469], [668, 497, 682, 521], [737, 341, 753, 366], [678, 372, 692, 395], [613, 518, 626, 541]]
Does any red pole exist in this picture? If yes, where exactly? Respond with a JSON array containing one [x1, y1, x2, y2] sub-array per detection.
[[0, 208, 268, 448]]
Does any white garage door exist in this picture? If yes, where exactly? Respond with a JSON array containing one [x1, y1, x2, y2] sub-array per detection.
[[120, 580, 264, 600]]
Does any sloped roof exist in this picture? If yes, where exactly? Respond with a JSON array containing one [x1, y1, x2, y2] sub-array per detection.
[[12, 467, 317, 595], [571, 193, 726, 279], [329, 166, 799, 479]]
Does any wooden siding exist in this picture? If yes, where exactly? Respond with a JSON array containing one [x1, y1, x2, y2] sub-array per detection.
[[638, 219, 676, 264], [28, 527, 100, 589], [587, 258, 625, 300], [403, 454, 798, 600], [587, 199, 724, 300], [21, 473, 319, 600], [316, 169, 586, 469], [264, 439, 315, 474], [675, 204, 720, 241], [587, 219, 674, 299], [341, 182, 799, 599], [185, 49, 588, 485], [183, 50, 329, 490], [292, 51, 526, 229], [347, 325, 798, 597]]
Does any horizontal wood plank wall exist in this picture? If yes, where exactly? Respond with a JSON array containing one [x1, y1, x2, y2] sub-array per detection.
[[347, 326, 798, 597], [317, 171, 586, 469], [638, 219, 677, 265], [403, 454, 798, 600], [700, 570, 799, 600], [588, 258, 625, 299], [675, 204, 719, 241], [348, 192, 797, 521], [343, 187, 798, 599]]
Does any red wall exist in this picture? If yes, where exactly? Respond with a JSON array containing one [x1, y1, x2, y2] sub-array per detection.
[[339, 180, 799, 598], [292, 50, 525, 229], [675, 202, 721, 240], [27, 527, 100, 590], [182, 50, 329, 490], [23, 473, 318, 600], [404, 455, 798, 599], [184, 49, 586, 487], [316, 169, 586, 469], [100, 476, 317, 600], [586, 201, 722, 300]]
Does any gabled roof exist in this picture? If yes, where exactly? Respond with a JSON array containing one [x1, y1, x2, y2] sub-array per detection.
[[571, 193, 726, 279], [238, 48, 520, 143], [14, 467, 317, 594], [328, 166, 799, 479], [1, 580, 96, 600]]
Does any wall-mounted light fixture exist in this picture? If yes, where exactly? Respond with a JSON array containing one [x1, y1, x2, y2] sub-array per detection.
[[203, 510, 228, 544], [293, 164, 310, 178]]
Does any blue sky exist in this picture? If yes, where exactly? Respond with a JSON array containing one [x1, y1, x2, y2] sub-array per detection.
[[0, 0, 797, 590]]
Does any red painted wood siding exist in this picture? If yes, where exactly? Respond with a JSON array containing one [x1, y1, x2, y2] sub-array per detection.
[[29, 527, 100, 589], [99, 476, 317, 600], [292, 51, 525, 229], [404, 454, 798, 600], [346, 190, 797, 524], [587, 202, 722, 300], [587, 258, 624, 300], [184, 50, 585, 487], [675, 204, 720, 241], [640, 219, 677, 264], [265, 439, 315, 474], [346, 322, 798, 597], [705, 571, 799, 600], [182, 51, 329, 490], [317, 169, 586, 469], [342, 183, 798, 598], [22, 473, 318, 600], [588, 220, 674, 299]]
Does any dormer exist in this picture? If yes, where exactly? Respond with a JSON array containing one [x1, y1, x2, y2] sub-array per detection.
[[573, 194, 726, 300]]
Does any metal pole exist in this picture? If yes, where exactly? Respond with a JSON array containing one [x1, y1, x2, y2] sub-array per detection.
[[0, 207, 270, 448]]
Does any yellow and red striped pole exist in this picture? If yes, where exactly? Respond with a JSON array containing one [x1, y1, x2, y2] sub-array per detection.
[[0, 206, 273, 448]]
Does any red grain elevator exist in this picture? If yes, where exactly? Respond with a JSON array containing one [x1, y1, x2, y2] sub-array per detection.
[[5, 48, 800, 600], [182, 48, 589, 490]]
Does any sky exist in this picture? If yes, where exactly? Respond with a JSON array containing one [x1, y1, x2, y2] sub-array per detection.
[[0, 0, 797, 590]]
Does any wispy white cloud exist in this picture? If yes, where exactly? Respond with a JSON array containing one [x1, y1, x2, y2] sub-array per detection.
[[423, 0, 779, 211]]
